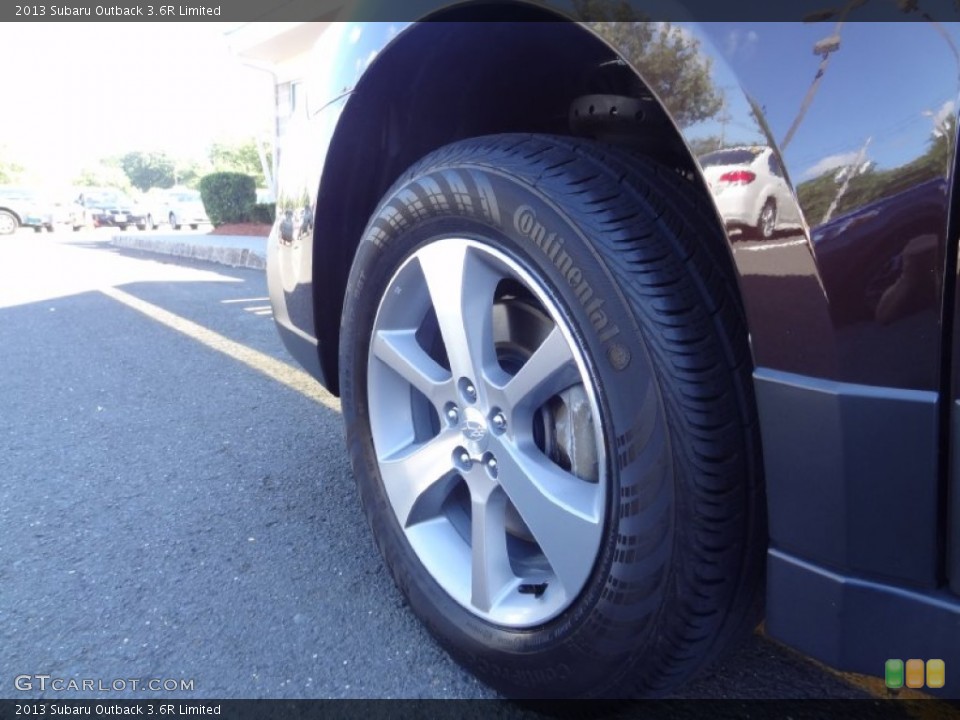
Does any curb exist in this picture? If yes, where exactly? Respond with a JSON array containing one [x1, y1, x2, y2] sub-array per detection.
[[110, 234, 267, 270]]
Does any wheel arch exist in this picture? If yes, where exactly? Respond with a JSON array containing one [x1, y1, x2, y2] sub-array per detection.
[[311, 16, 752, 395], [0, 206, 23, 225]]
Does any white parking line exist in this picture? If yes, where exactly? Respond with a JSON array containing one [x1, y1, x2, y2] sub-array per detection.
[[100, 286, 339, 412], [737, 238, 808, 252], [220, 296, 270, 304]]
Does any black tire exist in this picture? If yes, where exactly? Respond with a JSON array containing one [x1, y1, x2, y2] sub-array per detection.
[[339, 134, 764, 699], [118, 224, 128, 231], [169, 213, 180, 230], [33, 225, 43, 233], [189, 224, 198, 230]]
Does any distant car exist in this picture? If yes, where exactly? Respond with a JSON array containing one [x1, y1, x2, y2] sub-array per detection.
[[72, 189, 147, 231], [0, 186, 54, 234], [700, 146, 801, 239], [144, 188, 209, 230]]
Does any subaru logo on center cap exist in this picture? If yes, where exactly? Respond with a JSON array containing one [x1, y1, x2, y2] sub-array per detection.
[[461, 407, 490, 451], [464, 420, 486, 442]]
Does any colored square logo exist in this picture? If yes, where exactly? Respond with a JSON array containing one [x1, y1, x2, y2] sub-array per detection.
[[906, 659, 925, 688], [885, 659, 904, 689], [927, 659, 945, 689]]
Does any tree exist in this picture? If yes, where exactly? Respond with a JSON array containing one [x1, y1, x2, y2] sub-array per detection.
[[0, 145, 24, 184], [208, 139, 272, 188], [74, 163, 131, 191], [119, 151, 176, 192], [573, 2, 723, 128], [688, 135, 726, 156]]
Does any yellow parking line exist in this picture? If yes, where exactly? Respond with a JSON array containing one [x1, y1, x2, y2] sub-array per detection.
[[100, 286, 340, 413]]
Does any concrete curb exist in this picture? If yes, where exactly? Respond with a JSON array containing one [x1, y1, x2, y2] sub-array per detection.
[[111, 234, 267, 270]]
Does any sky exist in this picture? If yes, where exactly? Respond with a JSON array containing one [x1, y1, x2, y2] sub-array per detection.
[[699, 22, 960, 179], [0, 22, 274, 190]]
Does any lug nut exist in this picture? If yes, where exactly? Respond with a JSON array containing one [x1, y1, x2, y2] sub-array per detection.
[[460, 452, 471, 466], [491, 413, 507, 432], [447, 407, 459, 424], [458, 378, 479, 404]]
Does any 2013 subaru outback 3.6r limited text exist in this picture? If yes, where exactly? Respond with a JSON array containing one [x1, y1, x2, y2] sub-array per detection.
[[265, 10, 960, 698]]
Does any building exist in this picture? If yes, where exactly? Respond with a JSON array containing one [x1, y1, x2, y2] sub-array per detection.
[[224, 21, 332, 195]]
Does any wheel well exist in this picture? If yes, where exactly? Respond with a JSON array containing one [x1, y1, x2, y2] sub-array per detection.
[[313, 16, 725, 394], [0, 207, 22, 223]]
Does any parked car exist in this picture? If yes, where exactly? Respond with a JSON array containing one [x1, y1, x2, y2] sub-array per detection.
[[266, 17, 960, 698], [0, 186, 54, 234], [71, 188, 147, 231], [700, 146, 802, 239], [144, 187, 209, 230]]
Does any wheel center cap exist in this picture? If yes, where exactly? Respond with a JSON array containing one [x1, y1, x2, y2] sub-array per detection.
[[461, 407, 489, 453]]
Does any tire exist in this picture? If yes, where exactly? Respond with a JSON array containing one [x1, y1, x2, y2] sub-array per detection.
[[33, 225, 43, 233], [757, 199, 777, 240], [118, 224, 128, 231], [339, 134, 765, 698], [169, 213, 180, 230], [0, 210, 19, 235], [189, 224, 198, 230]]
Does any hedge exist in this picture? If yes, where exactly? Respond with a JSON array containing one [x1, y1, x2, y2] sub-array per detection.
[[252, 202, 276, 225], [198, 172, 256, 226]]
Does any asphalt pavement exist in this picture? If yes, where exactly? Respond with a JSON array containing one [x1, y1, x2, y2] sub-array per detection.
[[0, 228, 939, 707]]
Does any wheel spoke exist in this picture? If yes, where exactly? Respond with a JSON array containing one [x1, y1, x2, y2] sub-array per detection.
[[417, 242, 500, 386], [372, 328, 451, 403], [379, 431, 461, 527], [494, 440, 603, 596], [497, 325, 580, 411], [469, 484, 514, 613]]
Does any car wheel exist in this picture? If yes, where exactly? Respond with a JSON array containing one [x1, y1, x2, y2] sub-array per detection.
[[118, 224, 128, 231], [758, 199, 777, 240], [33, 225, 43, 233], [169, 213, 180, 230], [339, 134, 765, 698], [189, 224, 198, 230], [0, 210, 20, 235]]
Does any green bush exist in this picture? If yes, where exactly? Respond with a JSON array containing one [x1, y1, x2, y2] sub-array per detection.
[[252, 202, 276, 225], [198, 172, 256, 226]]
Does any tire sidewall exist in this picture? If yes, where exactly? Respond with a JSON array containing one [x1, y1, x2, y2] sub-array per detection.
[[340, 161, 675, 697]]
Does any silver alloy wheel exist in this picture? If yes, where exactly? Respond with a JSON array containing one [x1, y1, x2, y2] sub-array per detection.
[[759, 201, 776, 238], [0, 211, 17, 235], [367, 238, 607, 628]]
